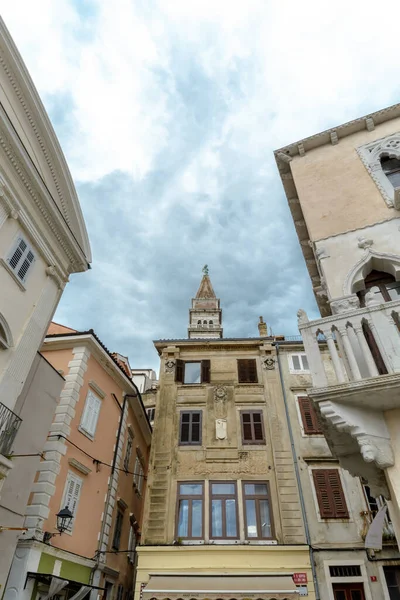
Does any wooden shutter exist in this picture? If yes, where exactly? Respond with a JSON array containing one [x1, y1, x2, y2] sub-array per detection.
[[313, 469, 349, 519], [298, 397, 322, 434], [241, 412, 253, 441], [7, 238, 35, 281], [175, 359, 184, 383], [201, 360, 210, 383], [62, 473, 82, 530], [252, 412, 264, 441], [238, 359, 258, 383], [81, 391, 101, 436]]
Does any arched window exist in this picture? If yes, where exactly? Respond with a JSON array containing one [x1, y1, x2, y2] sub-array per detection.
[[197, 320, 202, 325], [209, 320, 213, 325], [357, 270, 400, 307], [381, 156, 400, 188], [203, 320, 207, 325]]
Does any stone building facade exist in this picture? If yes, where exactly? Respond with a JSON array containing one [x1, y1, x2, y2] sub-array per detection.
[[275, 102, 400, 599], [136, 275, 314, 600]]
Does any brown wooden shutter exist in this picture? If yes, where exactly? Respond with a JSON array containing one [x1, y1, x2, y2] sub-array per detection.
[[241, 412, 253, 441], [252, 412, 264, 441], [312, 469, 349, 519], [201, 360, 210, 383], [298, 397, 322, 434], [175, 359, 184, 383], [238, 359, 258, 383]]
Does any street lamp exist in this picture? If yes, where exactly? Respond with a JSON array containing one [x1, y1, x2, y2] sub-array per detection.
[[56, 507, 74, 534]]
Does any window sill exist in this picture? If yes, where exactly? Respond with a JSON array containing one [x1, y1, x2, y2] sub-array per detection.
[[0, 258, 26, 291], [78, 426, 95, 441], [289, 370, 311, 376]]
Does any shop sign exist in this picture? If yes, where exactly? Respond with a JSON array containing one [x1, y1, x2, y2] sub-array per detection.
[[293, 573, 308, 584]]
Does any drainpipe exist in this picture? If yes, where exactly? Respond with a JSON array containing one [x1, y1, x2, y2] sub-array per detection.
[[89, 393, 129, 599], [273, 342, 321, 600]]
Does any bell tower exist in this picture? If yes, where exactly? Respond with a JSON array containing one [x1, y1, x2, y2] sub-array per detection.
[[188, 266, 223, 339]]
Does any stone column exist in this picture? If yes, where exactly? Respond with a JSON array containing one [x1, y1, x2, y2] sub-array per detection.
[[384, 408, 400, 547], [324, 330, 346, 383], [338, 327, 362, 381], [353, 323, 379, 378]]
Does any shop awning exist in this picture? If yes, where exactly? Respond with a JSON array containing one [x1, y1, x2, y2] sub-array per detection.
[[25, 572, 105, 597], [142, 575, 300, 600]]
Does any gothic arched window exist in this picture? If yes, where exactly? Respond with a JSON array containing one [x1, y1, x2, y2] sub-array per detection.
[[380, 156, 400, 189], [358, 270, 400, 307]]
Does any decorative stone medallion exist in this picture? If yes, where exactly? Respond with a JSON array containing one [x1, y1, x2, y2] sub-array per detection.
[[165, 359, 176, 374], [263, 357, 276, 370]]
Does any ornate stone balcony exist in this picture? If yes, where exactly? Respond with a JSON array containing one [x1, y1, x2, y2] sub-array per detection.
[[298, 298, 400, 495]]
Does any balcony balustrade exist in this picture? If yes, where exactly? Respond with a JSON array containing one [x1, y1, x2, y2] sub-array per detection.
[[0, 402, 22, 456], [299, 298, 400, 411]]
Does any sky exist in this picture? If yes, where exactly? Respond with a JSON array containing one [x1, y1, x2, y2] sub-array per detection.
[[2, 1, 400, 372]]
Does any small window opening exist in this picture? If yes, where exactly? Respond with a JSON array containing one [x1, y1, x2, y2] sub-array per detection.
[[381, 155, 400, 188]]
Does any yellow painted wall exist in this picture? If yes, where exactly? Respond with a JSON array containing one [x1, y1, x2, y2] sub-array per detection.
[[136, 546, 314, 598]]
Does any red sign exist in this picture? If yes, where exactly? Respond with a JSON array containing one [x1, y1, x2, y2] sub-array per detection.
[[293, 573, 308, 584], [371, 576, 377, 582]]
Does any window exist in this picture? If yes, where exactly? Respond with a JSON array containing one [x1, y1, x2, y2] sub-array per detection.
[[124, 430, 134, 472], [329, 566, 362, 577], [61, 472, 83, 532], [298, 397, 322, 434], [134, 455, 144, 494], [112, 510, 124, 550], [146, 407, 155, 422], [179, 411, 202, 445], [210, 482, 238, 539], [312, 469, 349, 519], [0, 313, 12, 349], [243, 482, 272, 539], [289, 353, 309, 373], [128, 525, 137, 564], [176, 482, 204, 539], [358, 270, 400, 306], [362, 483, 394, 540], [237, 359, 258, 383], [6, 237, 35, 283], [175, 360, 211, 384], [383, 567, 400, 600], [381, 155, 400, 188], [80, 390, 101, 438], [240, 411, 265, 444], [116, 584, 124, 600]]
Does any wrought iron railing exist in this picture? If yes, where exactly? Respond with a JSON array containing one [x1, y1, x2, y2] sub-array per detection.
[[0, 402, 22, 456]]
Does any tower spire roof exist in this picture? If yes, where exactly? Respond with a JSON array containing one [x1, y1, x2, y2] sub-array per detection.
[[188, 267, 223, 339]]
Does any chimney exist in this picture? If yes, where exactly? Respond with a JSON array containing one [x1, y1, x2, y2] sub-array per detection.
[[258, 316, 268, 337]]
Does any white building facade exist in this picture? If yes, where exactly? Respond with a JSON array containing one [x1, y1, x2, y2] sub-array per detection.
[[275, 103, 400, 598]]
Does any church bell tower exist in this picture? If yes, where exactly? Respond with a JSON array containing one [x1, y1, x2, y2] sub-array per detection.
[[188, 266, 223, 339]]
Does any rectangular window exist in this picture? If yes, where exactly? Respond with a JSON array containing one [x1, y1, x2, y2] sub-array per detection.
[[175, 360, 210, 384], [6, 236, 35, 283], [243, 482, 273, 539], [210, 482, 238, 539], [80, 390, 102, 438], [312, 469, 349, 519], [240, 411, 265, 444], [116, 584, 124, 600], [61, 472, 83, 533], [112, 510, 124, 550], [237, 359, 258, 383], [383, 567, 400, 600], [128, 525, 137, 564], [289, 353, 310, 373], [146, 407, 155, 422], [298, 397, 322, 434], [176, 482, 204, 539], [124, 430, 134, 472], [179, 411, 202, 445], [134, 455, 144, 494]]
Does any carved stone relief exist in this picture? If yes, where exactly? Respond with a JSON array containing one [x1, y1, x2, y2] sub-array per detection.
[[357, 133, 400, 207], [165, 359, 176, 374], [329, 294, 360, 314], [263, 357, 276, 370], [213, 385, 227, 419], [216, 419, 227, 440]]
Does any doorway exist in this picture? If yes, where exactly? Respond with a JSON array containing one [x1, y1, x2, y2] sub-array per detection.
[[332, 582, 365, 600]]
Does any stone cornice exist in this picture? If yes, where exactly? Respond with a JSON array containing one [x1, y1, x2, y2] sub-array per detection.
[[308, 372, 400, 399], [274, 102, 400, 161], [0, 114, 87, 271]]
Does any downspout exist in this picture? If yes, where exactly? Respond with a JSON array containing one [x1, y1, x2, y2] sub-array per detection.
[[273, 342, 321, 600], [89, 393, 129, 598]]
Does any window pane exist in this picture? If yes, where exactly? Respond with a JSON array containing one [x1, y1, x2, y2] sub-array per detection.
[[369, 285, 385, 303], [292, 355, 301, 370], [192, 499, 203, 537], [244, 483, 268, 496], [226, 499, 237, 537], [243, 422, 252, 440], [386, 282, 400, 301], [301, 354, 309, 370], [260, 499, 271, 538], [245, 499, 257, 537], [182, 413, 190, 423], [387, 170, 400, 188], [212, 483, 235, 495], [180, 422, 190, 442], [177, 500, 188, 537], [180, 483, 203, 495], [192, 413, 201, 423], [333, 592, 346, 600], [184, 363, 201, 384], [211, 499, 223, 537], [350, 592, 363, 600], [191, 422, 200, 442], [253, 421, 263, 441]]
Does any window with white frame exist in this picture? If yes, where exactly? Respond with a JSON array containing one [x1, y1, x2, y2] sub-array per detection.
[[79, 390, 102, 438], [288, 353, 310, 373], [146, 407, 155, 423], [6, 237, 35, 283], [128, 524, 137, 564], [61, 472, 83, 532], [134, 455, 144, 494], [357, 134, 400, 208], [124, 430, 134, 472]]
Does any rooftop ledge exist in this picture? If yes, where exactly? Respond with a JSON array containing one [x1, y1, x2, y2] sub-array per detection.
[[308, 372, 400, 411]]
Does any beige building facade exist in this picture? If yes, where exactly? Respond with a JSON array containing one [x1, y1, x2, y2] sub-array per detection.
[[275, 102, 400, 598], [136, 276, 315, 600]]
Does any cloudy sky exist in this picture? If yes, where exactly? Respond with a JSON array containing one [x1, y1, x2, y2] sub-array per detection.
[[2, 1, 400, 371]]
